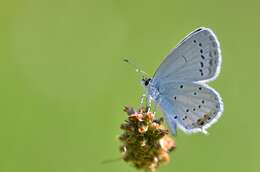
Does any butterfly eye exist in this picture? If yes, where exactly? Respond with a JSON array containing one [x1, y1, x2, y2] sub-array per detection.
[[144, 78, 151, 86]]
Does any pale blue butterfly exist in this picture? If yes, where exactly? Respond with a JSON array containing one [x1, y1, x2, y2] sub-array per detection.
[[139, 27, 223, 135]]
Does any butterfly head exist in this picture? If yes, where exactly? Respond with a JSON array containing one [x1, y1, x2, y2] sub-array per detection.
[[141, 77, 152, 87]]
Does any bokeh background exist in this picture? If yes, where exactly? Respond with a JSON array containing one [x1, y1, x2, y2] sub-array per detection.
[[1, 0, 260, 171]]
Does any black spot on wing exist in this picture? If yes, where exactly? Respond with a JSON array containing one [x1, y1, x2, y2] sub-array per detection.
[[209, 35, 214, 40], [199, 69, 204, 76]]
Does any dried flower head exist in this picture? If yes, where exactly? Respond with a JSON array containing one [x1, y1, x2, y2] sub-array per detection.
[[119, 106, 176, 172]]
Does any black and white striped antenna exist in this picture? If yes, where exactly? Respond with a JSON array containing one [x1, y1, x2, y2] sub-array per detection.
[[123, 58, 148, 77]]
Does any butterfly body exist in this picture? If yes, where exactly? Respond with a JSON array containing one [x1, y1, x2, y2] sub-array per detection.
[[141, 27, 223, 135]]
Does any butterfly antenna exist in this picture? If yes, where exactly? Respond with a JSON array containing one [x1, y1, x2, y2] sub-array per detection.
[[123, 58, 148, 76], [101, 157, 122, 164]]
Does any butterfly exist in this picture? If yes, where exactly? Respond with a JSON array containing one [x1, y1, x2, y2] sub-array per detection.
[[141, 27, 223, 135]]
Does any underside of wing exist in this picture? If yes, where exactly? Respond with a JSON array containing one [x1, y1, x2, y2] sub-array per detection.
[[158, 82, 223, 134], [153, 27, 221, 85]]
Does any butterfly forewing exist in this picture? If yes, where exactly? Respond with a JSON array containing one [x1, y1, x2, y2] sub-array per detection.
[[153, 27, 221, 85]]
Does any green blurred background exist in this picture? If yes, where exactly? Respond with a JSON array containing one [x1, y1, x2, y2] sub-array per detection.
[[1, 0, 259, 171]]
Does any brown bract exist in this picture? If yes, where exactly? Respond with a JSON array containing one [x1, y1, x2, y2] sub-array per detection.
[[119, 106, 176, 172]]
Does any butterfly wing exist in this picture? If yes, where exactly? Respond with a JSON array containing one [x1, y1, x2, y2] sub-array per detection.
[[157, 82, 223, 134], [152, 27, 221, 85], [148, 27, 223, 134]]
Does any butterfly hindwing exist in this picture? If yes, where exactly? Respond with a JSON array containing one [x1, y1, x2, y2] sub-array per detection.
[[153, 27, 221, 85], [158, 82, 223, 134]]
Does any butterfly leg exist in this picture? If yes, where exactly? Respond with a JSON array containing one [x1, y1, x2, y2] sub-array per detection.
[[140, 94, 146, 105], [153, 103, 158, 115], [140, 94, 152, 112], [153, 98, 162, 115], [141, 96, 152, 112]]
